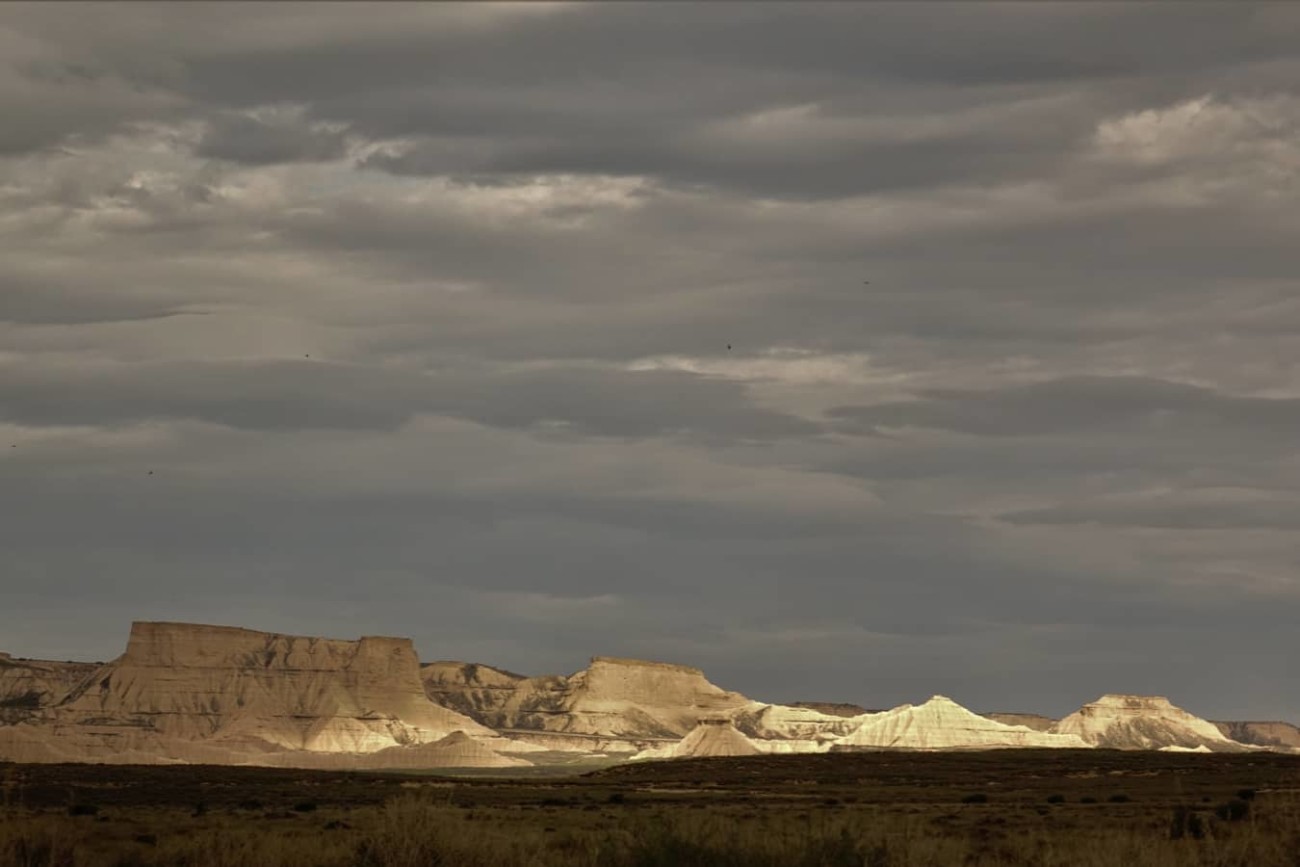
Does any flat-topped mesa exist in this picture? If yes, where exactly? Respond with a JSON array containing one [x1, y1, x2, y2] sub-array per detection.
[[579, 657, 735, 706], [1051, 694, 1244, 751], [48, 621, 493, 757], [124, 622, 417, 674]]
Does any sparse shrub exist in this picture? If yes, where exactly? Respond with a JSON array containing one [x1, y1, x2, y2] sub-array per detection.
[[1214, 798, 1250, 822], [66, 802, 98, 817], [192, 800, 208, 817], [1080, 796, 1098, 804], [0, 824, 75, 867], [1236, 787, 1257, 802], [1107, 793, 1130, 804], [238, 798, 264, 811], [1046, 794, 1066, 804], [608, 792, 626, 805], [960, 793, 988, 804], [292, 801, 318, 813], [354, 796, 449, 867], [133, 833, 158, 846], [1169, 805, 1206, 840]]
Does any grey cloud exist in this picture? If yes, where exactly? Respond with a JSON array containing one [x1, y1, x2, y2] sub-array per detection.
[[3, 4, 1300, 721], [828, 376, 1300, 439], [0, 358, 817, 441], [1002, 499, 1300, 531], [195, 112, 349, 164]]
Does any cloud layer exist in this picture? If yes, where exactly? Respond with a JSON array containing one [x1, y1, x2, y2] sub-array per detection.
[[2, 4, 1298, 721]]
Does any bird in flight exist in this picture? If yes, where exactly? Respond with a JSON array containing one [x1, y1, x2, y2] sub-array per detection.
[[727, 344, 732, 351]]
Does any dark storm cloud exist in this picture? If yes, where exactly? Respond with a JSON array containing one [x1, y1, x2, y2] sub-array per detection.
[[2, 3, 1300, 721]]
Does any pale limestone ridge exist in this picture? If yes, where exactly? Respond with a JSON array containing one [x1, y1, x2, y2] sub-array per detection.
[[1051, 694, 1245, 752], [633, 717, 762, 760], [834, 696, 1090, 751]]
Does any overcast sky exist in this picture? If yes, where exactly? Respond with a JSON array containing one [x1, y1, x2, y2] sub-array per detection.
[[2, 3, 1298, 721]]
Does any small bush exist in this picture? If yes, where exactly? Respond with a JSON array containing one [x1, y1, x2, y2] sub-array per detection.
[[133, 833, 158, 846], [960, 793, 989, 804], [1169, 806, 1206, 840], [1046, 794, 1066, 804], [67, 803, 98, 817], [1107, 794, 1130, 804], [1236, 787, 1257, 802], [1214, 799, 1250, 822], [292, 801, 318, 813], [1080, 796, 1098, 805], [608, 792, 626, 805]]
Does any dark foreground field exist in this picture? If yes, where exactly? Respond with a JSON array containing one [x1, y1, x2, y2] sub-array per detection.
[[3, 750, 1300, 866]]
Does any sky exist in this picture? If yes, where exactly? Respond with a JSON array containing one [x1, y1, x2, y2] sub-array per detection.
[[1, 3, 1298, 722]]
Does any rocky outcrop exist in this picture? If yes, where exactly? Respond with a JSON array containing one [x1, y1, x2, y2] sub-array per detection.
[[982, 712, 1057, 732], [634, 717, 762, 760], [730, 703, 864, 741], [0, 622, 498, 766], [1052, 695, 1245, 752], [833, 696, 1089, 751], [422, 656, 753, 740], [0, 654, 97, 724], [1213, 721, 1300, 751], [788, 701, 873, 718], [256, 731, 532, 770]]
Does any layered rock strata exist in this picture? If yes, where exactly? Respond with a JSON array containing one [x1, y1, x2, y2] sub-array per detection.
[[0, 622, 511, 767]]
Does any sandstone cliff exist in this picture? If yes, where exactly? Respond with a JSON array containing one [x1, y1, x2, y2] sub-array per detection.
[[0, 622, 507, 767]]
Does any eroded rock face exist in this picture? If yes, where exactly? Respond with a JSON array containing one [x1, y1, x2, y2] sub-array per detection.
[[422, 656, 753, 740], [1213, 720, 1300, 750], [1051, 695, 1242, 751], [834, 696, 1090, 751], [0, 654, 97, 724], [730, 703, 864, 741], [788, 701, 872, 719], [982, 712, 1057, 732], [0, 622, 504, 766]]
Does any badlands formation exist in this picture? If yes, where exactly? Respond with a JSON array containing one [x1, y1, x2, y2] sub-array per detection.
[[832, 696, 1089, 751], [1, 621, 1292, 767]]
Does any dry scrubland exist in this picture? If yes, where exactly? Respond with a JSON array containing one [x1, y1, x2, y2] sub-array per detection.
[[3, 751, 1300, 866]]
